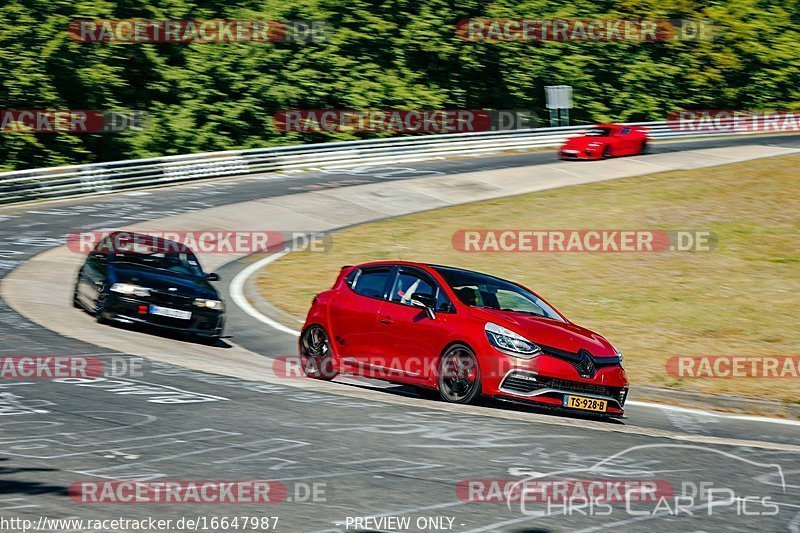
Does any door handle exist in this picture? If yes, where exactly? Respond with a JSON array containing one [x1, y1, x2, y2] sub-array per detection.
[[379, 316, 393, 325]]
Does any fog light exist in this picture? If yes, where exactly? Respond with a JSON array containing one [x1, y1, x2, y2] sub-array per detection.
[[617, 387, 629, 406]]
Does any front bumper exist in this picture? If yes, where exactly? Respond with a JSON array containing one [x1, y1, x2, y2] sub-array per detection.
[[559, 148, 602, 160], [495, 369, 626, 416], [101, 294, 225, 337], [479, 351, 628, 416]]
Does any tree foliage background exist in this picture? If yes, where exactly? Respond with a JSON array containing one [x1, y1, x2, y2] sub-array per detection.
[[0, 0, 798, 170]]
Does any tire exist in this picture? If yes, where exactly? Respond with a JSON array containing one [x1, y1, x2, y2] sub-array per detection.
[[299, 325, 338, 380], [94, 292, 109, 324], [72, 282, 83, 309], [602, 145, 611, 159], [437, 344, 482, 404], [640, 141, 648, 155]]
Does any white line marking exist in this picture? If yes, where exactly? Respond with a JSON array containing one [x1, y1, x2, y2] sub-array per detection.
[[229, 251, 300, 337], [627, 400, 800, 427]]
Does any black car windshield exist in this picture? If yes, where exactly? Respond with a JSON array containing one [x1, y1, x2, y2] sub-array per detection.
[[585, 128, 611, 137], [432, 266, 564, 321], [95, 234, 205, 277], [111, 248, 205, 278]]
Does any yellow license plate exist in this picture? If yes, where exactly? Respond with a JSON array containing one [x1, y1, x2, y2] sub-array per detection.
[[563, 395, 607, 412]]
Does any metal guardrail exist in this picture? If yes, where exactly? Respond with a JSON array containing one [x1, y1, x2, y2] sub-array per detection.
[[0, 120, 769, 205]]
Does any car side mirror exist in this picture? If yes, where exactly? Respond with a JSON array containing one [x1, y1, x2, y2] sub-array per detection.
[[206, 273, 220, 282], [410, 293, 437, 320]]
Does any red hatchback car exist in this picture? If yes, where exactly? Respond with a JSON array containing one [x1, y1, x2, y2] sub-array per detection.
[[559, 123, 649, 160], [300, 261, 629, 418]]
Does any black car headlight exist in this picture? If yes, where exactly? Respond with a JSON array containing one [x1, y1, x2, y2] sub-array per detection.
[[485, 322, 542, 358], [193, 298, 224, 311], [110, 283, 150, 297]]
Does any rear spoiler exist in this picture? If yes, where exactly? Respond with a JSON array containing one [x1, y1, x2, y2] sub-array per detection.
[[334, 265, 355, 288]]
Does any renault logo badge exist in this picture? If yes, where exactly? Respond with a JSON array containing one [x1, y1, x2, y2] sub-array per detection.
[[576, 349, 596, 378]]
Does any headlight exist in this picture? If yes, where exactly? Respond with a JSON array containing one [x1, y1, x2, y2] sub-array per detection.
[[485, 322, 542, 358], [587, 142, 602, 148], [110, 283, 150, 297], [193, 298, 224, 311], [615, 347, 625, 368]]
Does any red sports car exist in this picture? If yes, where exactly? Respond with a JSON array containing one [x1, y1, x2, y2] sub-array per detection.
[[299, 261, 629, 418], [559, 123, 649, 160]]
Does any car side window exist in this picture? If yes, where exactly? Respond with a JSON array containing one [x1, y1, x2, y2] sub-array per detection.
[[496, 289, 547, 315], [435, 290, 455, 312], [390, 271, 435, 305], [620, 127, 630, 134], [390, 269, 454, 312], [350, 267, 392, 299]]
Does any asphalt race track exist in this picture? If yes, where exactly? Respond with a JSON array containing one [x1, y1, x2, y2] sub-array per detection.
[[1, 134, 800, 532]]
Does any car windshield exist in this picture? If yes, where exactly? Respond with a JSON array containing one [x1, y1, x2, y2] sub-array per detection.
[[586, 128, 611, 137], [110, 246, 205, 278], [433, 266, 564, 321], [111, 252, 204, 278]]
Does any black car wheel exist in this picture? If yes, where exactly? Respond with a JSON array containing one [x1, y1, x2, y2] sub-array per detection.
[[640, 141, 649, 155], [94, 292, 109, 324], [299, 325, 337, 380], [72, 281, 83, 309], [437, 344, 482, 404], [602, 145, 612, 159]]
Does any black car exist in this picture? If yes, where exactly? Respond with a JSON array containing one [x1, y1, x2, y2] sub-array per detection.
[[73, 231, 225, 340]]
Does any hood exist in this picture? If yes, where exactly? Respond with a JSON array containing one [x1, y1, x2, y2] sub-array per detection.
[[472, 307, 616, 357], [562, 136, 608, 150], [109, 263, 218, 299]]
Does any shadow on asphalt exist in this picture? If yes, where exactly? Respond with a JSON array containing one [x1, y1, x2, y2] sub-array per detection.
[[0, 461, 68, 497], [93, 314, 233, 348], [334, 379, 626, 425]]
